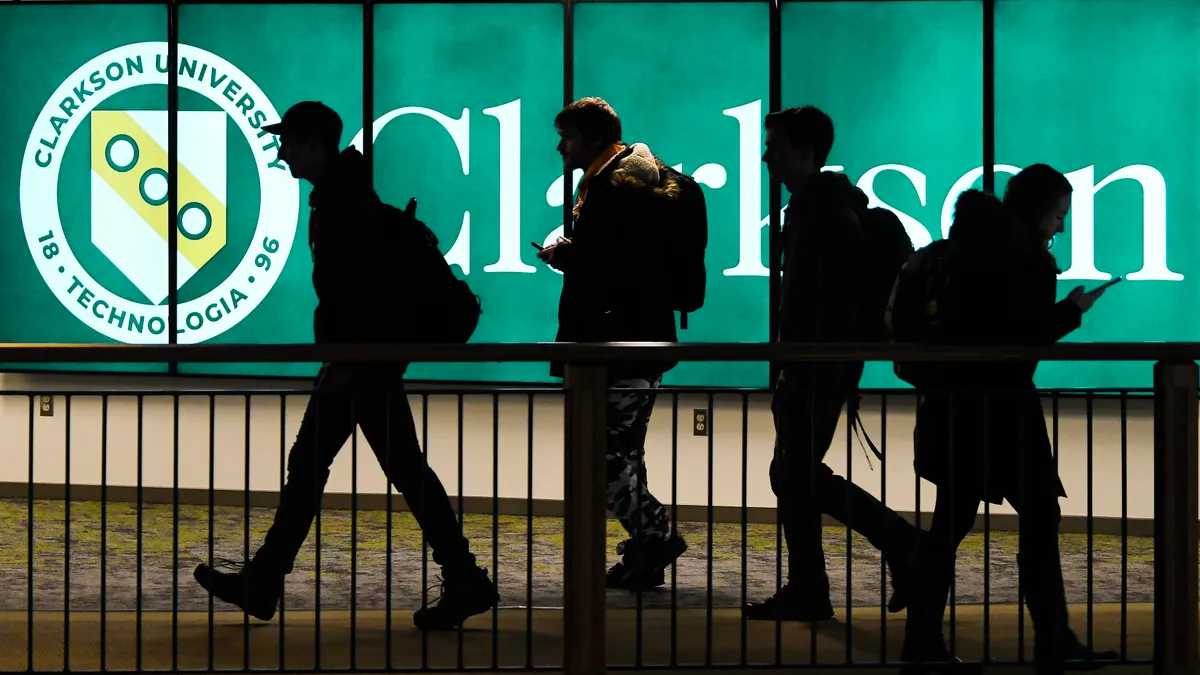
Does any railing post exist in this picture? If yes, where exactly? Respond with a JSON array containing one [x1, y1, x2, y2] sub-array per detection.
[[1153, 360, 1199, 675], [563, 362, 608, 675]]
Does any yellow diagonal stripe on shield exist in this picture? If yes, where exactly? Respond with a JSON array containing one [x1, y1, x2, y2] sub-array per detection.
[[90, 111, 226, 270]]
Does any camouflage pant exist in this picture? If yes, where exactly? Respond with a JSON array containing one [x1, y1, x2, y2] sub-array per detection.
[[606, 376, 671, 542]]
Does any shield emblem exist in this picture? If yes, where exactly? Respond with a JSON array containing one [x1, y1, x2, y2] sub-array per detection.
[[90, 110, 227, 304]]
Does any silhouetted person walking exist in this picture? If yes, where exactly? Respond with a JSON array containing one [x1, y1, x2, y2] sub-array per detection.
[[193, 101, 498, 632], [745, 106, 917, 622], [894, 170, 1118, 673], [538, 97, 705, 590]]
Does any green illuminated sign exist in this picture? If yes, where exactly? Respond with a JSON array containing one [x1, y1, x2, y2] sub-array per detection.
[[0, 1, 1195, 389]]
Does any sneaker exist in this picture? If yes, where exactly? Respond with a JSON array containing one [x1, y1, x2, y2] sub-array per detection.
[[412, 567, 499, 631], [193, 558, 281, 622], [743, 583, 834, 622], [605, 535, 686, 591], [606, 560, 667, 590]]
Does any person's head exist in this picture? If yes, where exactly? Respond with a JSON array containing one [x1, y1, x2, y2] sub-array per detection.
[[948, 188, 1014, 244], [762, 106, 834, 190], [1002, 163, 1073, 250], [555, 97, 622, 171], [264, 101, 343, 184]]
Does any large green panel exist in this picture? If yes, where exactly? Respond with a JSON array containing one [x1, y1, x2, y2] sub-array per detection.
[[995, 0, 1200, 389], [372, 3, 564, 384], [1, 0, 1196, 390], [0, 5, 169, 373], [574, 2, 771, 388], [174, 3, 362, 378], [782, 0, 984, 389]]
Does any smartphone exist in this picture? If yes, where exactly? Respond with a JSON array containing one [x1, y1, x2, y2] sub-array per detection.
[[530, 241, 544, 251], [1092, 276, 1123, 293]]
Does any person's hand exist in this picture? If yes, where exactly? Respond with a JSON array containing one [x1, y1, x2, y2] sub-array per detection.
[[537, 237, 572, 270], [1068, 284, 1108, 312]]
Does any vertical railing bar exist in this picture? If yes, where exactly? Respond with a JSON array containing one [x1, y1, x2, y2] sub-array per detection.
[[351, 398, 359, 672], [64, 395, 71, 673], [948, 394, 956, 663], [879, 393, 888, 664], [172, 394, 179, 672], [492, 393, 501, 670], [913, 394, 922, 665], [421, 394, 430, 671], [740, 394, 749, 668], [844, 396, 853, 664], [1016, 395, 1025, 663], [385, 389, 394, 672], [136, 395, 144, 672], [808, 394, 817, 666], [27, 394, 34, 674], [670, 393, 679, 667], [706, 391, 715, 667], [637, 377, 646, 673], [457, 394, 466, 669], [208, 395, 216, 672], [526, 393, 535, 671], [314, 393, 322, 672], [983, 399, 992, 665], [1086, 392, 1095, 651], [101, 395, 109, 673], [279, 394, 288, 672], [1120, 392, 1128, 661], [1051, 392, 1060, 664], [244, 394, 252, 671]]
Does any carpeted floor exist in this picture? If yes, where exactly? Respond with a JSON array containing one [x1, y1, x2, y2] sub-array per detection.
[[0, 499, 1152, 613]]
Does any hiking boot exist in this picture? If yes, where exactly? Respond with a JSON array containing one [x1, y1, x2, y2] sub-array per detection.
[[1033, 634, 1119, 674], [193, 558, 282, 622], [605, 535, 687, 591], [743, 583, 834, 622], [412, 566, 499, 631]]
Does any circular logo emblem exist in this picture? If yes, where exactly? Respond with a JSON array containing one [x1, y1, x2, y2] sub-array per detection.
[[20, 41, 299, 344]]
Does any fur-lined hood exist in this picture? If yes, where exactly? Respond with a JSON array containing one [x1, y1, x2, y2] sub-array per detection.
[[607, 143, 683, 200]]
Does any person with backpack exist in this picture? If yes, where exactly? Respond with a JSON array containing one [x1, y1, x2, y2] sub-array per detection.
[[192, 101, 497, 632], [744, 105, 919, 622], [537, 97, 704, 590], [892, 175, 1117, 672]]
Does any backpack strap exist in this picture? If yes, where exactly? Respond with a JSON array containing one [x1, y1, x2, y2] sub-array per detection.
[[846, 393, 884, 467]]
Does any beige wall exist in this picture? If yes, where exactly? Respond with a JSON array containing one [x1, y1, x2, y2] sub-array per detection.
[[0, 370, 1159, 523]]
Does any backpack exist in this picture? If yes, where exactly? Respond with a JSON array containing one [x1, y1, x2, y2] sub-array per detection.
[[378, 199, 482, 344], [859, 207, 916, 342], [661, 167, 708, 329], [885, 238, 957, 387], [845, 207, 915, 464]]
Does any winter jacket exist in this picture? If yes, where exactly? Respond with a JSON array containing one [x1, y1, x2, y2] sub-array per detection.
[[777, 171, 873, 391], [912, 190, 1081, 503], [307, 147, 399, 345], [550, 143, 681, 379]]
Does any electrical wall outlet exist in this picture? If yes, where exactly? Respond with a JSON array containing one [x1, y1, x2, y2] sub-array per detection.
[[39, 395, 53, 417], [693, 409, 709, 436]]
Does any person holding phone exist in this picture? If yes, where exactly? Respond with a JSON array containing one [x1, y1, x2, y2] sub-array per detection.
[[538, 97, 690, 591], [899, 165, 1118, 672]]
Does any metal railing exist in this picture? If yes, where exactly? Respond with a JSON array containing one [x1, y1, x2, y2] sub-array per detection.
[[0, 341, 1196, 675]]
